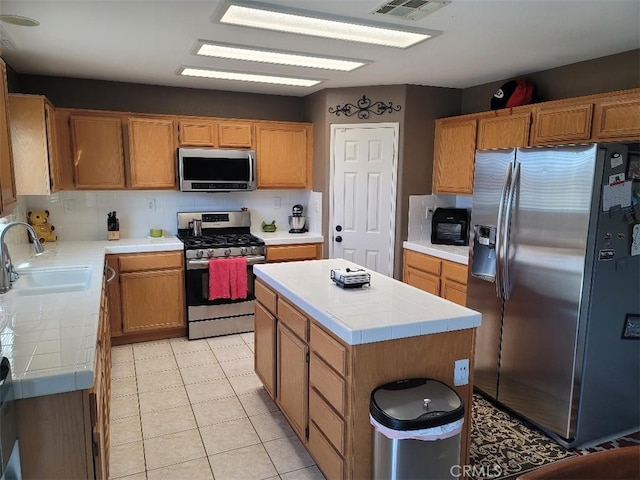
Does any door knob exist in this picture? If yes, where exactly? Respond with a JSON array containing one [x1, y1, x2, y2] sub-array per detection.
[[335, 236, 342, 243], [335, 225, 342, 232]]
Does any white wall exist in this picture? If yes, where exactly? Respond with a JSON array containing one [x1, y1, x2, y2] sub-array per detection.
[[19, 189, 322, 241]]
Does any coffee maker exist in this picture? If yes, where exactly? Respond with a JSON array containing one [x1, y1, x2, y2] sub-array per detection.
[[288, 204, 307, 233]]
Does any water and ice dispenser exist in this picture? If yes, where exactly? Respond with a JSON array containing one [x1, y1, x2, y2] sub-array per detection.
[[471, 225, 497, 281]]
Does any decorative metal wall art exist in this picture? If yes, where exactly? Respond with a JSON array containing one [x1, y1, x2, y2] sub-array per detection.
[[328, 95, 401, 119]]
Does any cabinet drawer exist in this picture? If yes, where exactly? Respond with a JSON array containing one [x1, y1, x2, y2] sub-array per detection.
[[404, 250, 441, 275], [119, 251, 182, 272], [310, 322, 348, 376], [309, 387, 346, 455], [255, 280, 277, 315], [404, 266, 440, 296], [442, 260, 468, 285], [278, 297, 308, 341], [310, 353, 346, 416], [308, 421, 344, 480], [266, 244, 321, 262]]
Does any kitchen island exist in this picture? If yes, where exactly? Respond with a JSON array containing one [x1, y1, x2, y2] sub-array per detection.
[[253, 258, 481, 480]]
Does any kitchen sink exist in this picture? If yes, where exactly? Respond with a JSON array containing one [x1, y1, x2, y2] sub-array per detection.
[[13, 265, 93, 296]]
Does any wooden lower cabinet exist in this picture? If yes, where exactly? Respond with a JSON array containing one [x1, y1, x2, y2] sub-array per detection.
[[265, 243, 322, 263], [403, 249, 468, 306], [253, 278, 475, 479], [254, 301, 277, 398], [109, 251, 186, 345], [276, 323, 308, 440], [17, 281, 111, 479]]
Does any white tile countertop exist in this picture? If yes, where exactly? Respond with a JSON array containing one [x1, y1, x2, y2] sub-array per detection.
[[403, 240, 470, 265], [254, 258, 481, 346], [252, 230, 324, 245], [0, 237, 183, 400]]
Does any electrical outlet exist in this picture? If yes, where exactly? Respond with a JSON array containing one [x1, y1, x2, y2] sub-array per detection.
[[454, 358, 469, 386], [62, 199, 75, 214], [425, 207, 434, 220], [273, 197, 281, 209], [146, 197, 156, 212]]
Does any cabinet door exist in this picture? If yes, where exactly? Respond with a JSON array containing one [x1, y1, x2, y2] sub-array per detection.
[[433, 118, 477, 194], [219, 121, 253, 148], [128, 117, 176, 189], [71, 115, 126, 189], [8, 95, 64, 195], [442, 279, 467, 306], [592, 97, 640, 141], [256, 123, 311, 189], [178, 119, 218, 146], [530, 104, 593, 145], [254, 301, 277, 399], [120, 268, 185, 333], [0, 59, 17, 214], [404, 265, 440, 296], [477, 112, 531, 149], [277, 323, 308, 440]]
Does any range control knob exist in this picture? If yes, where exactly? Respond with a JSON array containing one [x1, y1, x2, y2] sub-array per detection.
[[207, 249, 215, 257], [224, 248, 232, 257], [196, 249, 204, 258], [240, 247, 248, 255]]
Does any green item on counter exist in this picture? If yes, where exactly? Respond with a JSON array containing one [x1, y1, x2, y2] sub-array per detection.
[[261, 220, 277, 232]]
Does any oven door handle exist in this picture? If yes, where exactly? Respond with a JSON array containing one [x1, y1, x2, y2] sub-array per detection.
[[187, 256, 266, 269]]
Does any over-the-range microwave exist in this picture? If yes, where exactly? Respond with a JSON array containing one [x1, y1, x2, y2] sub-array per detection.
[[178, 148, 256, 192]]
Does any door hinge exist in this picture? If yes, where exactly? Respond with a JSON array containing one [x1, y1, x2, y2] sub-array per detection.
[[92, 440, 99, 457], [305, 426, 309, 439], [305, 351, 310, 363]]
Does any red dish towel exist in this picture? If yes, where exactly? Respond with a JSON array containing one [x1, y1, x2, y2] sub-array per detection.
[[208, 258, 231, 300], [231, 257, 248, 300]]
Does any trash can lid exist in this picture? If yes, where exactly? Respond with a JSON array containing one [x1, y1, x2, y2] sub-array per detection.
[[370, 378, 464, 431]]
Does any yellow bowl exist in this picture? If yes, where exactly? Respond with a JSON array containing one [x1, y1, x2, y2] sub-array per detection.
[[149, 228, 163, 238]]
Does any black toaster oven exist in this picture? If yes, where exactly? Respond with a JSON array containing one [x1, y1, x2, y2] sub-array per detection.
[[431, 208, 470, 246]]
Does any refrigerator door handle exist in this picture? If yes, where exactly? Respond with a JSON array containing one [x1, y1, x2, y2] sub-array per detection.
[[495, 163, 513, 299], [502, 161, 520, 300]]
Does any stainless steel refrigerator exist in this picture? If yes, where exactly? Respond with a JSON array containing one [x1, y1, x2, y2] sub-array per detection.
[[468, 143, 640, 448]]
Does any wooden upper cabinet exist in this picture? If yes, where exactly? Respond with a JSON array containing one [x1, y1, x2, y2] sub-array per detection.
[[71, 114, 126, 189], [477, 112, 531, 150], [178, 119, 218, 147], [127, 117, 177, 189], [0, 59, 17, 215], [530, 103, 593, 145], [218, 120, 253, 148], [256, 122, 311, 189], [8, 94, 72, 195], [433, 118, 477, 194], [591, 96, 640, 141]]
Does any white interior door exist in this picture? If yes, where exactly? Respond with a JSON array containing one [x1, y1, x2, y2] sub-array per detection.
[[330, 123, 398, 276]]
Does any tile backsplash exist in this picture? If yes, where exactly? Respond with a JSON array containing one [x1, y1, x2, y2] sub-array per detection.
[[18, 189, 322, 242], [407, 194, 472, 241]]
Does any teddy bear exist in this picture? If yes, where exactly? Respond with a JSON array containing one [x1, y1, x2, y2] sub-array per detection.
[[27, 210, 57, 242]]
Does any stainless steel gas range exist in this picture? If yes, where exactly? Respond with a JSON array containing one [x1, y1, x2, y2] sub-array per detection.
[[176, 211, 265, 340]]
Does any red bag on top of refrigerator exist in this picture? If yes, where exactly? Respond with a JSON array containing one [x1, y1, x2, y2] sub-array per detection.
[[491, 79, 535, 110]]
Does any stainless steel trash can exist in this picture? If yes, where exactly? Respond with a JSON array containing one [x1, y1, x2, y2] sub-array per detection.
[[370, 378, 464, 480]]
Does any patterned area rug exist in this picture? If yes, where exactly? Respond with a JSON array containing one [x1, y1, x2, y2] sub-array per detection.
[[469, 393, 575, 479], [469, 393, 640, 479]]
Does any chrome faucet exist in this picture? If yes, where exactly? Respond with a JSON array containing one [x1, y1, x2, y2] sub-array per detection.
[[0, 222, 45, 293]]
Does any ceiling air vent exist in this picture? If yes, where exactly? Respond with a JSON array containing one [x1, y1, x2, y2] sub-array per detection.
[[371, 0, 450, 21]]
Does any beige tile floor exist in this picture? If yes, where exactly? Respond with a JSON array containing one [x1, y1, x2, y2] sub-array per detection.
[[110, 332, 326, 480]]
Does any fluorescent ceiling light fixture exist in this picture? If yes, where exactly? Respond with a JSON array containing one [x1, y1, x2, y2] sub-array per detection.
[[195, 41, 367, 71], [219, 3, 437, 49], [178, 66, 321, 87]]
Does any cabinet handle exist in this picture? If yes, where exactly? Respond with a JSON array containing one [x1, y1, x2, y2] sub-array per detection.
[[105, 265, 116, 283]]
